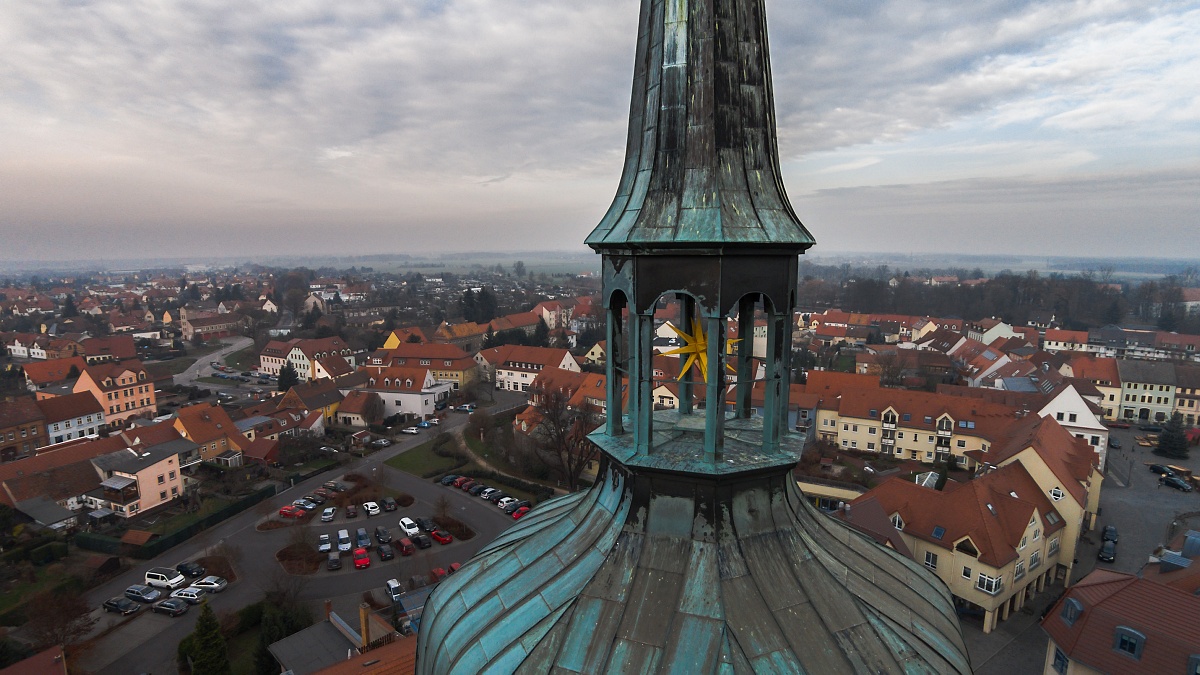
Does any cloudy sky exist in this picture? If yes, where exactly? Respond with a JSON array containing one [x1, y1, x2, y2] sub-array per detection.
[[2, 0, 1197, 262]]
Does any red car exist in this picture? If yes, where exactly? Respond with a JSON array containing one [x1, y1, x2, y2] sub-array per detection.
[[459, 480, 477, 492], [430, 529, 453, 545], [278, 505, 305, 519], [430, 567, 447, 581], [353, 548, 371, 569], [452, 476, 472, 488], [512, 506, 530, 519], [448, 562, 462, 575]]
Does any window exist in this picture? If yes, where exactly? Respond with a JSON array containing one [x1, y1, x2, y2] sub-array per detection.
[[171, 486, 179, 496], [1113, 626, 1145, 660], [1052, 648, 1069, 674], [1049, 537, 1060, 555], [962, 566, 972, 579], [1056, 412, 1064, 421], [1014, 561, 1025, 580], [976, 573, 1003, 595], [1188, 655, 1200, 675], [1019, 537, 1027, 550], [157, 475, 165, 485], [902, 413, 911, 422], [160, 491, 167, 500], [931, 526, 946, 540], [843, 423, 849, 431], [1050, 487, 1064, 501], [1060, 598, 1083, 626], [1030, 551, 1041, 569], [891, 514, 904, 530], [1033, 528, 1041, 540], [1069, 413, 1077, 422], [924, 551, 938, 570], [169, 471, 176, 480], [957, 440, 966, 448], [868, 427, 876, 435], [867, 442, 875, 450]]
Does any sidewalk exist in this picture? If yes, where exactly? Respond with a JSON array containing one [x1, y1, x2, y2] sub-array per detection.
[[961, 582, 1063, 675]]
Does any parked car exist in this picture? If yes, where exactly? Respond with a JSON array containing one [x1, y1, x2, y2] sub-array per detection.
[[381, 496, 398, 512], [504, 500, 532, 515], [397, 538, 416, 556], [459, 480, 478, 492], [416, 421, 431, 428], [303, 493, 326, 505], [1101, 526, 1119, 543], [1097, 540, 1116, 562], [486, 492, 509, 504], [374, 526, 392, 544], [313, 488, 334, 499], [479, 488, 499, 500], [125, 585, 162, 603], [318, 534, 333, 553], [440, 475, 460, 486], [1139, 424, 1164, 432], [1150, 464, 1176, 477], [430, 529, 453, 545], [399, 517, 420, 537], [353, 548, 371, 569], [513, 506, 531, 519], [337, 529, 352, 552], [355, 527, 372, 549], [412, 534, 433, 549], [430, 567, 447, 581], [145, 567, 187, 590], [170, 587, 207, 604], [279, 505, 305, 519], [321, 507, 337, 522], [363, 501, 381, 517], [327, 552, 342, 570], [292, 499, 318, 511], [153, 598, 190, 616], [192, 576, 228, 593], [415, 517, 437, 532], [103, 597, 140, 615], [1109, 421, 1131, 429], [319, 446, 339, 454], [460, 404, 476, 412], [377, 544, 396, 561], [400, 427, 420, 435], [452, 476, 472, 488], [1109, 438, 1121, 449], [496, 497, 517, 509], [371, 438, 392, 447], [386, 578, 403, 604], [176, 561, 206, 578], [324, 481, 348, 492], [468, 484, 489, 496], [1161, 475, 1194, 492], [345, 504, 358, 518], [448, 562, 462, 575]]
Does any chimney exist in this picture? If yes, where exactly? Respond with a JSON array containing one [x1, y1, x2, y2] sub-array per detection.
[[359, 602, 371, 650]]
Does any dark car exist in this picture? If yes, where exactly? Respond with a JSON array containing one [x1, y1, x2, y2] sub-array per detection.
[[1109, 438, 1121, 449], [304, 493, 326, 505], [124, 584, 162, 603], [323, 481, 348, 492], [1097, 540, 1116, 562], [1161, 476, 1194, 492], [412, 534, 433, 549], [152, 598, 190, 617], [440, 475, 460, 486], [377, 544, 396, 561], [1138, 424, 1164, 432], [176, 561, 206, 578], [1150, 464, 1176, 477], [468, 484, 489, 496], [382, 496, 398, 512], [415, 517, 438, 532], [103, 597, 140, 615], [1101, 526, 1118, 543], [504, 500, 532, 515], [345, 504, 358, 518], [486, 492, 509, 504], [374, 526, 392, 544], [327, 552, 342, 571], [459, 480, 477, 492]]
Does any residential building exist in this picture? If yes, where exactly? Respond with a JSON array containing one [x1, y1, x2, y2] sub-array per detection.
[[1040, 570, 1200, 674], [79, 335, 137, 364], [433, 321, 488, 353], [358, 367, 448, 419], [21, 356, 87, 391], [73, 359, 156, 428], [381, 327, 428, 349], [35, 392, 105, 445], [1067, 356, 1122, 420], [482, 345, 580, 392], [857, 462, 1068, 633], [1043, 329, 1093, 355], [172, 403, 246, 466], [1116, 360, 1176, 423], [84, 443, 188, 517], [181, 314, 246, 342], [336, 390, 384, 427], [0, 397, 47, 462], [583, 340, 606, 366], [1173, 364, 1200, 426], [367, 343, 478, 391]]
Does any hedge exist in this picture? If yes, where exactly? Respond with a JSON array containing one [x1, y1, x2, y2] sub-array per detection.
[[28, 542, 68, 566]]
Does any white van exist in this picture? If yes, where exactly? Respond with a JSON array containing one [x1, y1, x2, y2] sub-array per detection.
[[145, 567, 187, 590], [337, 529, 352, 553], [385, 578, 403, 604]]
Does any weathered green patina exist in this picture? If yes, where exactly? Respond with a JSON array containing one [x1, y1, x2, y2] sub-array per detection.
[[416, 0, 970, 671]]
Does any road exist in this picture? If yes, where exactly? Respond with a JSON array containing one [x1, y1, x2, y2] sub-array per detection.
[[74, 405, 524, 675]]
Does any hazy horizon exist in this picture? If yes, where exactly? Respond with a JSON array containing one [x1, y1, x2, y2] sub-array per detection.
[[2, 1, 1198, 261]]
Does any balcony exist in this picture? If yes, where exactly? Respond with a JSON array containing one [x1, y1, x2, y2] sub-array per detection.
[[975, 578, 1005, 596], [881, 438, 894, 446], [882, 422, 896, 430], [937, 428, 952, 437]]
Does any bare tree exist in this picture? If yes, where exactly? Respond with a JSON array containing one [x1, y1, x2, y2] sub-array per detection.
[[873, 350, 905, 387], [24, 588, 98, 648], [528, 383, 599, 492]]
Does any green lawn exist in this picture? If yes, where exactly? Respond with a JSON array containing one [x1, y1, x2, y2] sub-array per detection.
[[385, 441, 462, 476], [228, 625, 261, 675], [0, 566, 61, 617], [143, 497, 234, 535], [224, 345, 259, 371], [295, 457, 338, 474]]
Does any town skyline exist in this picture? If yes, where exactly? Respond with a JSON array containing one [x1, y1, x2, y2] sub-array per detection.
[[2, 0, 1198, 261]]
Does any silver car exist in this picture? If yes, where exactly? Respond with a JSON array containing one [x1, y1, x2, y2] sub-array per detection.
[[318, 533, 333, 553], [191, 575, 228, 593], [170, 586, 207, 604]]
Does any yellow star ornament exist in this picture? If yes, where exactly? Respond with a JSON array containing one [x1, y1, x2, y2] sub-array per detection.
[[664, 319, 709, 382]]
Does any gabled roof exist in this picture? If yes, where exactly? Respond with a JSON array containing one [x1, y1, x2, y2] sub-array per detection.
[[385, 343, 471, 361], [982, 415, 1097, 505], [34, 392, 104, 423], [0, 397, 46, 428], [120, 420, 185, 447], [1042, 570, 1200, 674], [0, 435, 130, 486], [0, 460, 101, 507], [174, 403, 246, 447], [1068, 355, 1120, 386], [361, 367, 431, 392], [316, 354, 354, 378], [21, 357, 87, 386], [338, 390, 380, 415], [283, 379, 345, 409], [80, 335, 137, 360]]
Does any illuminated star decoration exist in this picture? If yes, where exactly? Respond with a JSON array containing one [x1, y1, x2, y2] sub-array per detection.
[[664, 319, 709, 382]]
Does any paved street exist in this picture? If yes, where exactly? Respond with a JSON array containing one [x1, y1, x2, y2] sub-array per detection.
[[73, 403, 525, 675]]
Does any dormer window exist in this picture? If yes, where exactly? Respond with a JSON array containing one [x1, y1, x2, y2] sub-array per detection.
[[1113, 626, 1145, 660], [1060, 598, 1083, 626]]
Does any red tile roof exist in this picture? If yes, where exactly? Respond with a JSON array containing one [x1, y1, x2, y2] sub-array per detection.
[[21, 356, 88, 386], [33, 392, 104, 423]]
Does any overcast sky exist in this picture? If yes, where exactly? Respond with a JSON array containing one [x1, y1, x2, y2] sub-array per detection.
[[2, 0, 1197, 262]]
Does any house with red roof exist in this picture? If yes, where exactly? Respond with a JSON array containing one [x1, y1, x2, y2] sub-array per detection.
[[72, 359, 156, 428], [855, 461, 1068, 634]]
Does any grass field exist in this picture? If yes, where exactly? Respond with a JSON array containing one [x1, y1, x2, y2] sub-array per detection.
[[224, 345, 259, 371], [384, 441, 462, 476], [142, 497, 234, 535]]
